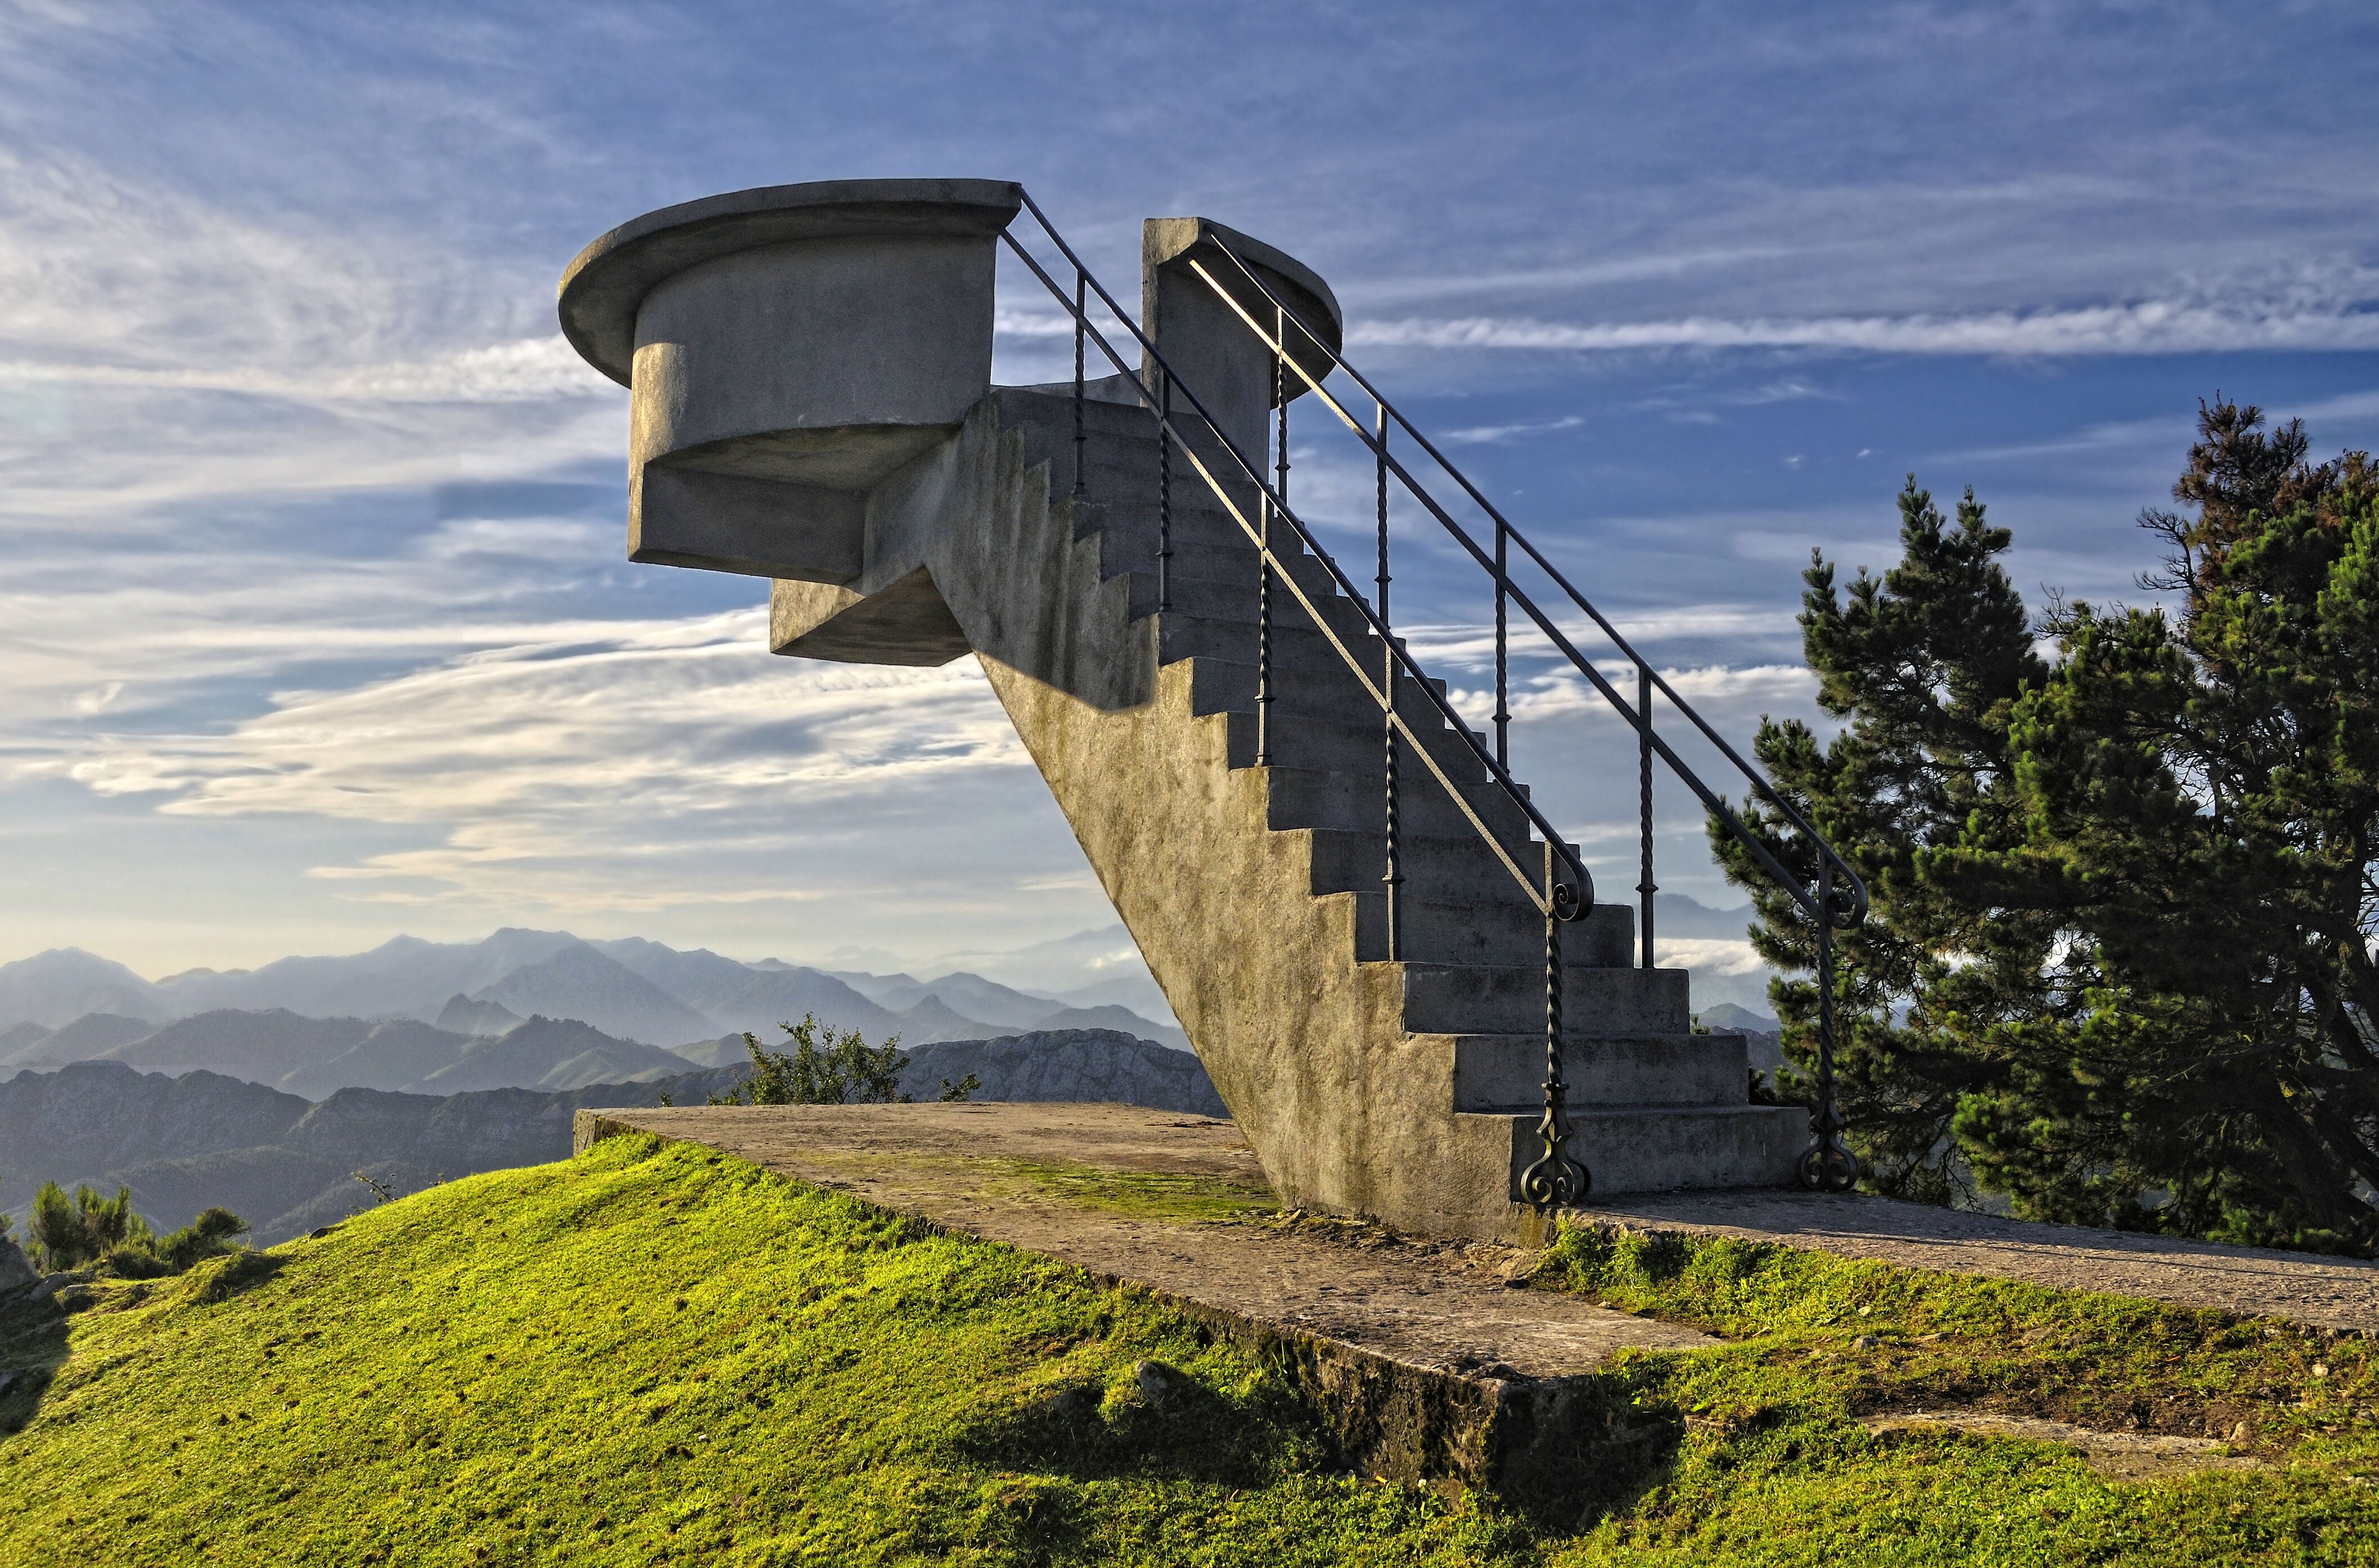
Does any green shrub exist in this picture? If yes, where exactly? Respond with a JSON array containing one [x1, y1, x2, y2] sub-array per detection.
[[710, 1014, 908, 1105], [19, 1186, 246, 1279], [26, 1183, 150, 1273]]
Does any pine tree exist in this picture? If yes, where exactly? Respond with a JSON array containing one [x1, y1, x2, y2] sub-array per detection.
[[1724, 402, 2379, 1253]]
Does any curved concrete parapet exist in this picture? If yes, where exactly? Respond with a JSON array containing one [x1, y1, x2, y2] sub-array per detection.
[[1141, 216, 1343, 471], [559, 179, 1023, 582]]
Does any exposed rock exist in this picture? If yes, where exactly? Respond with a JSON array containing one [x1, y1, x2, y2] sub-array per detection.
[[1132, 1359, 1173, 1404], [0, 1236, 34, 1294], [28, 1272, 86, 1303], [1026, 1004, 1191, 1054], [899, 1030, 1225, 1116]]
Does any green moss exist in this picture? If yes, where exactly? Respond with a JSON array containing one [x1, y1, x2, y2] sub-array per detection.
[[3, 1148, 2374, 1565], [995, 1159, 1278, 1224]]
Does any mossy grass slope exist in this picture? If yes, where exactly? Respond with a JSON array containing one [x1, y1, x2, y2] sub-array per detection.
[[1528, 1222, 2379, 1564], [2, 1140, 2375, 1565], [0, 1136, 1518, 1566]]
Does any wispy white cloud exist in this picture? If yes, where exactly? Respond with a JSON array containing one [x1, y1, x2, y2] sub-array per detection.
[[1442, 413, 1586, 446], [0, 334, 612, 405], [20, 609, 1033, 912], [1348, 299, 2379, 358]]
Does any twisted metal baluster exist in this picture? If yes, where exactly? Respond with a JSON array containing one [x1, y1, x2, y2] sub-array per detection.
[[1276, 302, 1291, 504], [1519, 854, 1587, 1208], [1072, 270, 1086, 498], [1157, 374, 1173, 613], [1376, 401, 1400, 962], [1638, 662, 1656, 970], [1494, 520, 1510, 771], [1799, 858, 1860, 1192], [1255, 317, 1281, 767]]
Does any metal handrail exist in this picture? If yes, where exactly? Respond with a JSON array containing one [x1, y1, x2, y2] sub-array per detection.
[[1001, 191, 1592, 1205], [1193, 235, 1868, 1192]]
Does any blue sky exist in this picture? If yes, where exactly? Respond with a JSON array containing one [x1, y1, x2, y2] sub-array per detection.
[[3, 0, 2376, 996]]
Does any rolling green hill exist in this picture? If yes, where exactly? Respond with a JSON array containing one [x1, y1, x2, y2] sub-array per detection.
[[2, 1137, 2374, 1566]]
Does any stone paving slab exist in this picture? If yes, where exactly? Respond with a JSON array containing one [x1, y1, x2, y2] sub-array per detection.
[[1579, 1190, 2379, 1333]]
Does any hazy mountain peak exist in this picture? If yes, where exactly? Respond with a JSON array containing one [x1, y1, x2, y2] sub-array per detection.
[[0, 948, 168, 1029], [470, 943, 716, 1046]]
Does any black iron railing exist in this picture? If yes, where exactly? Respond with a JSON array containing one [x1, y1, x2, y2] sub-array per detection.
[[1002, 193, 1866, 1197]]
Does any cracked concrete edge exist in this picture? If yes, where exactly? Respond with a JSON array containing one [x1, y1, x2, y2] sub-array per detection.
[[569, 1108, 1647, 1500]]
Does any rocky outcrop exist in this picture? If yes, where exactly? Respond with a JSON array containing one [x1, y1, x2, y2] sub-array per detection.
[[0, 1235, 35, 1295], [901, 1030, 1224, 1116]]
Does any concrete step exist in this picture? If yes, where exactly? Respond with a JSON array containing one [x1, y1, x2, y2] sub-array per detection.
[[1398, 962, 1692, 1036], [1188, 654, 1458, 729], [1444, 1032, 1753, 1111], [1085, 500, 1278, 553], [1142, 572, 1378, 644], [1299, 826, 1600, 909], [1466, 1103, 1805, 1198], [1220, 709, 1489, 785], [1330, 893, 1627, 967], [1160, 612, 1367, 676], [1091, 537, 1344, 615], [1264, 764, 1532, 843]]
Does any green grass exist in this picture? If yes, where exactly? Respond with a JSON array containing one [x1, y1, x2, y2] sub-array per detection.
[[2, 1140, 2374, 1566], [0, 1137, 1520, 1566], [1528, 1222, 2379, 1565]]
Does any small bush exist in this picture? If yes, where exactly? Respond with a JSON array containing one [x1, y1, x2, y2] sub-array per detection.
[[28, 1182, 150, 1272], [20, 1184, 247, 1280], [710, 1014, 908, 1106]]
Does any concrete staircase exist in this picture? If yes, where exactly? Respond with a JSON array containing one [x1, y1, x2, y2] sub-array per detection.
[[558, 179, 1805, 1241]]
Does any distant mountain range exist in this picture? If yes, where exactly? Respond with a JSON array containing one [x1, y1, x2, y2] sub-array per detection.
[[0, 929, 1192, 1063], [1, 1029, 1226, 1244]]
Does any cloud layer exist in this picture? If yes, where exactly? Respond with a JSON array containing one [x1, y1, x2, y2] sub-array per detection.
[[5, 0, 2378, 982]]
